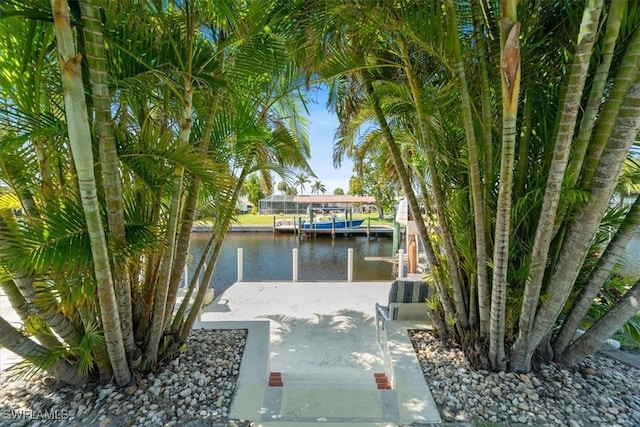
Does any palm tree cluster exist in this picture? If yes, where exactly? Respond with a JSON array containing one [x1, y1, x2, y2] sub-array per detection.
[[0, 0, 639, 388], [278, 0, 640, 372], [0, 0, 311, 385]]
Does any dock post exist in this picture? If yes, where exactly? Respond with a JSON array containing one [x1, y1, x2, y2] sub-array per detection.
[[237, 248, 243, 281], [292, 248, 299, 282], [331, 215, 336, 239], [367, 217, 371, 238], [393, 221, 400, 255], [347, 248, 354, 282], [397, 248, 405, 279], [273, 216, 276, 235]]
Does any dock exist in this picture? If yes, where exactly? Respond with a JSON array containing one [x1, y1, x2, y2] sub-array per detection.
[[285, 225, 394, 238]]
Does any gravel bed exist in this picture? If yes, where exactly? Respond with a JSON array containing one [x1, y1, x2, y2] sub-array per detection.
[[0, 329, 247, 427], [410, 329, 640, 426]]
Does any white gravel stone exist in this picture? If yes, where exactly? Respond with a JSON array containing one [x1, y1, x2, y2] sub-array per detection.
[[410, 330, 640, 426], [0, 329, 247, 426]]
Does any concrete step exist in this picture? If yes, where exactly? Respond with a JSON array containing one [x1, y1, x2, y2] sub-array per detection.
[[269, 372, 391, 390], [258, 385, 400, 425]]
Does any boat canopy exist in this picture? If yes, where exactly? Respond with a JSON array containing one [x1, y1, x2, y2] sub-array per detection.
[[305, 206, 352, 214]]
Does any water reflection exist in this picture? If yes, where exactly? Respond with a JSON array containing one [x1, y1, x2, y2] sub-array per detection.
[[187, 232, 395, 295]]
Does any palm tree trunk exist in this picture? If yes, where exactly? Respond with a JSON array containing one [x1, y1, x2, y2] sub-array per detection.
[[510, 73, 640, 373], [50, 0, 131, 386], [553, 195, 640, 356], [559, 278, 640, 367], [141, 166, 185, 371], [171, 232, 215, 333], [580, 25, 640, 187], [79, 306, 114, 382], [142, 1, 196, 367], [180, 180, 246, 341], [0, 216, 82, 345], [471, 0, 494, 204], [1, 280, 62, 350], [164, 102, 217, 324], [489, 8, 521, 372], [180, 232, 223, 342], [0, 315, 86, 385], [567, 0, 626, 185], [402, 40, 469, 330], [362, 75, 458, 335], [514, 86, 532, 197], [513, 0, 603, 369], [79, 0, 137, 360], [445, 0, 489, 335], [135, 202, 162, 341]]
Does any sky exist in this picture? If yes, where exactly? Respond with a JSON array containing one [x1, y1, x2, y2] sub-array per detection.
[[302, 87, 354, 194]]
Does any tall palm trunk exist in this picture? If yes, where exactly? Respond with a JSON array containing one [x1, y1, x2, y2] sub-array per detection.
[[554, 195, 640, 356], [446, 0, 489, 335], [50, 0, 131, 386], [1, 280, 62, 350], [514, 86, 533, 197], [362, 76, 457, 336], [0, 315, 86, 385], [180, 231, 224, 342], [180, 174, 247, 341], [402, 40, 469, 330], [141, 165, 185, 370], [171, 231, 215, 333], [79, 0, 137, 361], [142, 2, 196, 370], [489, 5, 521, 372], [580, 26, 640, 188], [513, 0, 603, 368], [567, 0, 626, 185], [510, 73, 640, 372], [165, 102, 218, 324], [560, 278, 640, 366], [0, 216, 82, 345]]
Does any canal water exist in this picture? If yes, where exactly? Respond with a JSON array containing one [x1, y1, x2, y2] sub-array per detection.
[[188, 232, 640, 296], [188, 232, 395, 295]]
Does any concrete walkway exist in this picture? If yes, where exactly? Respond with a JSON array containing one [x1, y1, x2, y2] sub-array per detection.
[[200, 281, 441, 425]]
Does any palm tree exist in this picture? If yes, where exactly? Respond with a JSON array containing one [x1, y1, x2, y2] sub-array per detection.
[[278, 0, 640, 373], [510, 0, 604, 372], [311, 180, 326, 195], [51, 0, 131, 386], [0, 0, 311, 385], [278, 181, 289, 194], [295, 173, 310, 194]]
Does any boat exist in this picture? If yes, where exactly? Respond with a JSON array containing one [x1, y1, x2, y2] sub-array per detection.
[[301, 206, 364, 230], [302, 217, 365, 230]]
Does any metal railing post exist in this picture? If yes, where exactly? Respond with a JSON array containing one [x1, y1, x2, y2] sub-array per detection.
[[347, 248, 354, 282]]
